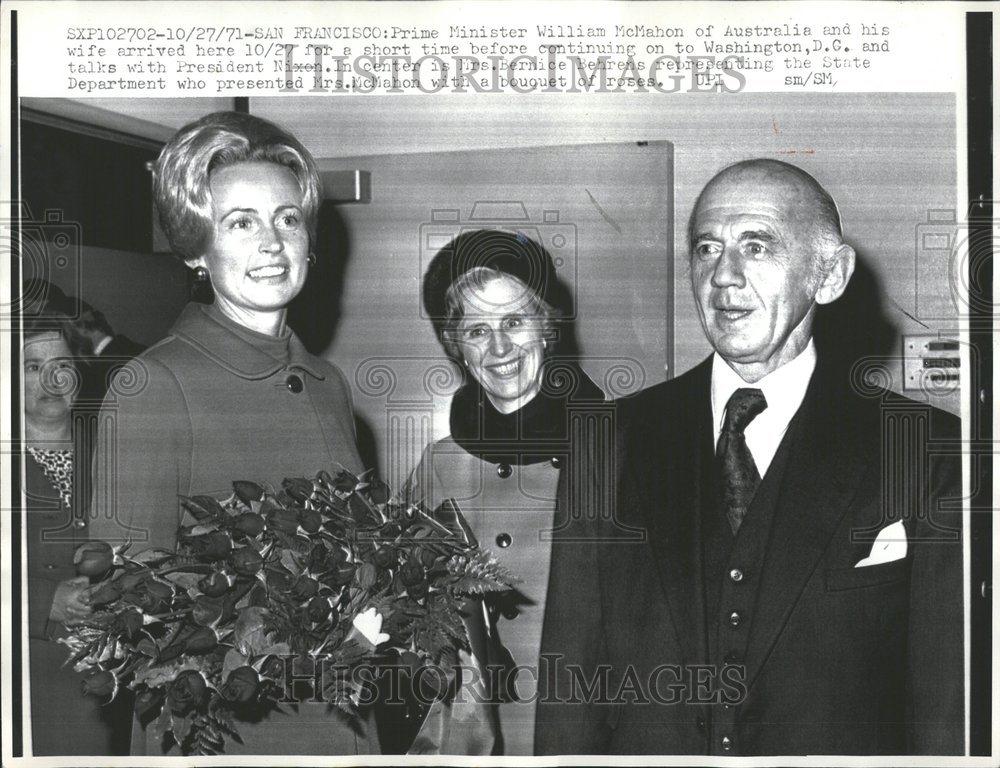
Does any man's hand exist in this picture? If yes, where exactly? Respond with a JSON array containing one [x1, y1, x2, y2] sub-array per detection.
[[49, 576, 92, 625]]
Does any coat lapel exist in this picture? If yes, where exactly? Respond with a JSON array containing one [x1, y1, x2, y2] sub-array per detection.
[[634, 359, 713, 663], [741, 363, 869, 690]]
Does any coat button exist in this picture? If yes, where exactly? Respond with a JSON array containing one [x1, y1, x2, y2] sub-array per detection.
[[496, 462, 512, 479], [728, 611, 742, 627], [721, 735, 733, 751], [695, 715, 706, 731], [44, 564, 56, 570], [550, 456, 562, 468], [496, 532, 512, 548], [729, 568, 744, 583], [73, 518, 87, 529], [285, 374, 303, 393]]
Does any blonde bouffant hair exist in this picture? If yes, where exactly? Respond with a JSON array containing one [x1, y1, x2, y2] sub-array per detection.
[[152, 111, 322, 263]]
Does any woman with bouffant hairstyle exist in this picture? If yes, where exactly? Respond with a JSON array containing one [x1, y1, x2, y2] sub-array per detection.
[[89, 112, 376, 755], [152, 111, 323, 265]]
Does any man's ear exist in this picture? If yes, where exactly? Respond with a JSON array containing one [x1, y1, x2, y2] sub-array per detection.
[[815, 244, 855, 305]]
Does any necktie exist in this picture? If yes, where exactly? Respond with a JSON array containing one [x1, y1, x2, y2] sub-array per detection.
[[717, 388, 768, 535]]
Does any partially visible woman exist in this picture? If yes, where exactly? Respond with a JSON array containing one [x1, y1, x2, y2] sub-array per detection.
[[22, 312, 113, 755], [408, 230, 605, 755], [88, 112, 375, 755]]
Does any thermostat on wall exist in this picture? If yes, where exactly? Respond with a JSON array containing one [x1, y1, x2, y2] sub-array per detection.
[[903, 334, 960, 391]]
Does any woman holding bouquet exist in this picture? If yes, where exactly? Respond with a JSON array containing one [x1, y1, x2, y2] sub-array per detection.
[[409, 229, 606, 754], [89, 111, 376, 755]]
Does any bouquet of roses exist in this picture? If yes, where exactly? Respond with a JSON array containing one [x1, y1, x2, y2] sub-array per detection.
[[64, 468, 515, 755]]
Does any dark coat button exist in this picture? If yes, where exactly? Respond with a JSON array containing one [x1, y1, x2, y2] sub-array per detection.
[[729, 568, 744, 583], [721, 735, 733, 751], [728, 611, 742, 627], [496, 462, 512, 479], [696, 715, 707, 731], [550, 456, 562, 468], [496, 532, 512, 548], [286, 374, 303, 393], [73, 518, 87, 529]]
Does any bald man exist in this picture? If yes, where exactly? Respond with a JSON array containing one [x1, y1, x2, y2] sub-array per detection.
[[536, 160, 963, 755]]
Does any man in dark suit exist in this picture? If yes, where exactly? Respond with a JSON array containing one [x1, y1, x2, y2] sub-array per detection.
[[536, 159, 964, 755], [73, 301, 146, 406]]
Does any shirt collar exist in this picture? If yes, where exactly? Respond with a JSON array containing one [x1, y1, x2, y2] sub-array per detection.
[[92, 335, 113, 355], [711, 339, 817, 436], [171, 302, 326, 381]]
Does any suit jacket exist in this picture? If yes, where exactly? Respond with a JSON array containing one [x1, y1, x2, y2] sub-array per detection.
[[536, 355, 964, 755]]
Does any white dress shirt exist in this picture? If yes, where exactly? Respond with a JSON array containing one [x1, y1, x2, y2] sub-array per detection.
[[710, 339, 817, 478]]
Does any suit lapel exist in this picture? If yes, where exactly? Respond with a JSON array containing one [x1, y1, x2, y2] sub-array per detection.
[[741, 363, 869, 690], [635, 359, 713, 663]]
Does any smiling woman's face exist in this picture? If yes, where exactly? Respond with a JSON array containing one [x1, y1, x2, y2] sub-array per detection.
[[454, 273, 547, 414], [192, 160, 309, 331]]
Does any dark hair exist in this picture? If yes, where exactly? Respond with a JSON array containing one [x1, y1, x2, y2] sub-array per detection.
[[23, 310, 91, 358], [21, 280, 100, 354], [152, 111, 322, 264], [76, 301, 113, 338]]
